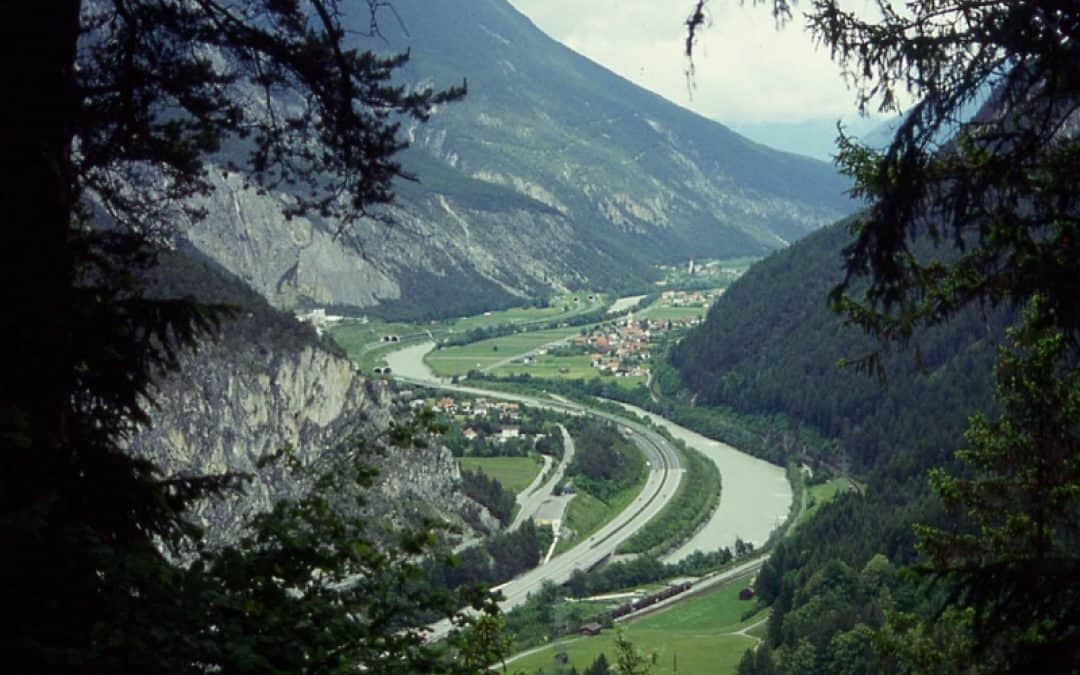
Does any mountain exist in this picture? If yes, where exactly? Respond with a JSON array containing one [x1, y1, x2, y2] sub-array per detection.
[[184, 0, 854, 319], [128, 245, 498, 548], [669, 219, 1007, 473], [666, 219, 1014, 670]]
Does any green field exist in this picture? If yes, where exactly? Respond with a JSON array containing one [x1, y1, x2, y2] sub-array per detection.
[[446, 293, 605, 333], [639, 305, 707, 322], [490, 354, 646, 391], [556, 466, 648, 554], [458, 456, 543, 494], [424, 327, 580, 376], [508, 575, 767, 675], [328, 294, 607, 372], [329, 318, 424, 351], [492, 353, 597, 379]]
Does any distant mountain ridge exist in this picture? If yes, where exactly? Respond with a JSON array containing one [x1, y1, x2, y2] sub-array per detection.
[[184, 0, 854, 318]]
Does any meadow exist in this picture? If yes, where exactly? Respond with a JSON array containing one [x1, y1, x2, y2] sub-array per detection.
[[508, 573, 767, 675], [459, 456, 544, 494], [424, 327, 580, 376]]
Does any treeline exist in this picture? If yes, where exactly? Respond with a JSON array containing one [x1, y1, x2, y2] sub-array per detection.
[[564, 418, 643, 502], [566, 545, 750, 599], [460, 468, 516, 526], [739, 553, 906, 674], [669, 220, 1006, 474], [426, 520, 550, 591], [617, 439, 720, 556]]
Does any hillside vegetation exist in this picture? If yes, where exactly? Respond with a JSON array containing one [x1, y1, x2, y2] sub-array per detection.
[[666, 220, 1015, 670], [670, 220, 1008, 475]]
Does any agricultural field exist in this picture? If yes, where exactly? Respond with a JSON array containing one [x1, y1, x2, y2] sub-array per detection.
[[446, 292, 605, 333], [424, 327, 580, 377], [639, 305, 708, 322], [490, 353, 646, 391], [458, 456, 543, 494], [327, 293, 607, 372], [509, 575, 768, 675]]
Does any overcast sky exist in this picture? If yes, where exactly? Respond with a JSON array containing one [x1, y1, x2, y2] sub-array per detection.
[[506, 0, 893, 158]]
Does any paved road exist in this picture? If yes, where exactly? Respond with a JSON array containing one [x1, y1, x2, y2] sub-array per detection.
[[391, 372, 685, 641], [509, 424, 576, 531]]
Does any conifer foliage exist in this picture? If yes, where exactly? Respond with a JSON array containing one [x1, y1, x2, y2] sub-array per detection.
[[0, 1, 485, 671]]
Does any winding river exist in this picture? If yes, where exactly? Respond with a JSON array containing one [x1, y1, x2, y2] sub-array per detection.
[[386, 341, 792, 563]]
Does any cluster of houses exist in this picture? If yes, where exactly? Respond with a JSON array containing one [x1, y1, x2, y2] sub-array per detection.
[[660, 289, 719, 306], [411, 396, 535, 444], [422, 396, 521, 419], [571, 307, 704, 378]]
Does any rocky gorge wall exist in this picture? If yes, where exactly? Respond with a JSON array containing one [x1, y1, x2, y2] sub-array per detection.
[[128, 248, 497, 548]]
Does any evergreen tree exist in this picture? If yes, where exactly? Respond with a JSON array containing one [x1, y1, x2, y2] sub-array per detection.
[[0, 1, 485, 670], [585, 652, 612, 675], [917, 301, 1080, 670], [687, 1, 1080, 671]]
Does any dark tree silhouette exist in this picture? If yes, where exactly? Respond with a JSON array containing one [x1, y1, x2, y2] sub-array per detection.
[[0, 2, 484, 671], [686, 1, 1080, 670]]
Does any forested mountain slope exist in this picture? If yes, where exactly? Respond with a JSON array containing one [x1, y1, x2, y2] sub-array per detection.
[[670, 219, 1008, 474], [668, 220, 1015, 671], [184, 0, 853, 318]]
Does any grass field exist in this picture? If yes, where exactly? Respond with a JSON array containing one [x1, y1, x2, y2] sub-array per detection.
[[459, 456, 543, 494], [447, 293, 605, 333], [639, 305, 707, 322], [490, 354, 647, 392], [424, 327, 580, 376], [328, 294, 607, 372], [492, 354, 597, 379], [556, 466, 648, 555], [508, 575, 767, 675]]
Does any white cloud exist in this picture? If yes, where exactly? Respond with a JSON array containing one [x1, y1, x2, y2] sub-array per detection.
[[508, 0, 885, 126]]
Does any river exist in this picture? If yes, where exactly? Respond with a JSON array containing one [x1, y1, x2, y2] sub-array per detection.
[[609, 402, 791, 562], [387, 341, 792, 563], [384, 340, 442, 381], [607, 294, 647, 314]]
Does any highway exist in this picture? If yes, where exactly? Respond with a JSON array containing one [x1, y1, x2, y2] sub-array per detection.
[[390, 367, 685, 641]]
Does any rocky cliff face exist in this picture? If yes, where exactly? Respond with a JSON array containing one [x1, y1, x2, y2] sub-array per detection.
[[184, 167, 592, 318], [182, 0, 855, 319], [128, 248, 497, 547]]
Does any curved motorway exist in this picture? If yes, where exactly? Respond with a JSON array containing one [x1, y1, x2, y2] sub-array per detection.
[[392, 374, 685, 613], [386, 341, 791, 645], [387, 344, 686, 626]]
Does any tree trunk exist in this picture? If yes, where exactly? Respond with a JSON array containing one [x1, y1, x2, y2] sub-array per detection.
[[1, 0, 86, 664]]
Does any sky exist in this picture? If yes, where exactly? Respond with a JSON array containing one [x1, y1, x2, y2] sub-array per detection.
[[506, 0, 896, 160]]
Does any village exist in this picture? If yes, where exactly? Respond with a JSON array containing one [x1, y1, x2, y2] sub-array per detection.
[[545, 289, 719, 379], [400, 392, 562, 458]]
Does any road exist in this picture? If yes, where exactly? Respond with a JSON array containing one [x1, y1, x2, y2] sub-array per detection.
[[509, 424, 576, 531], [391, 363, 686, 641]]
